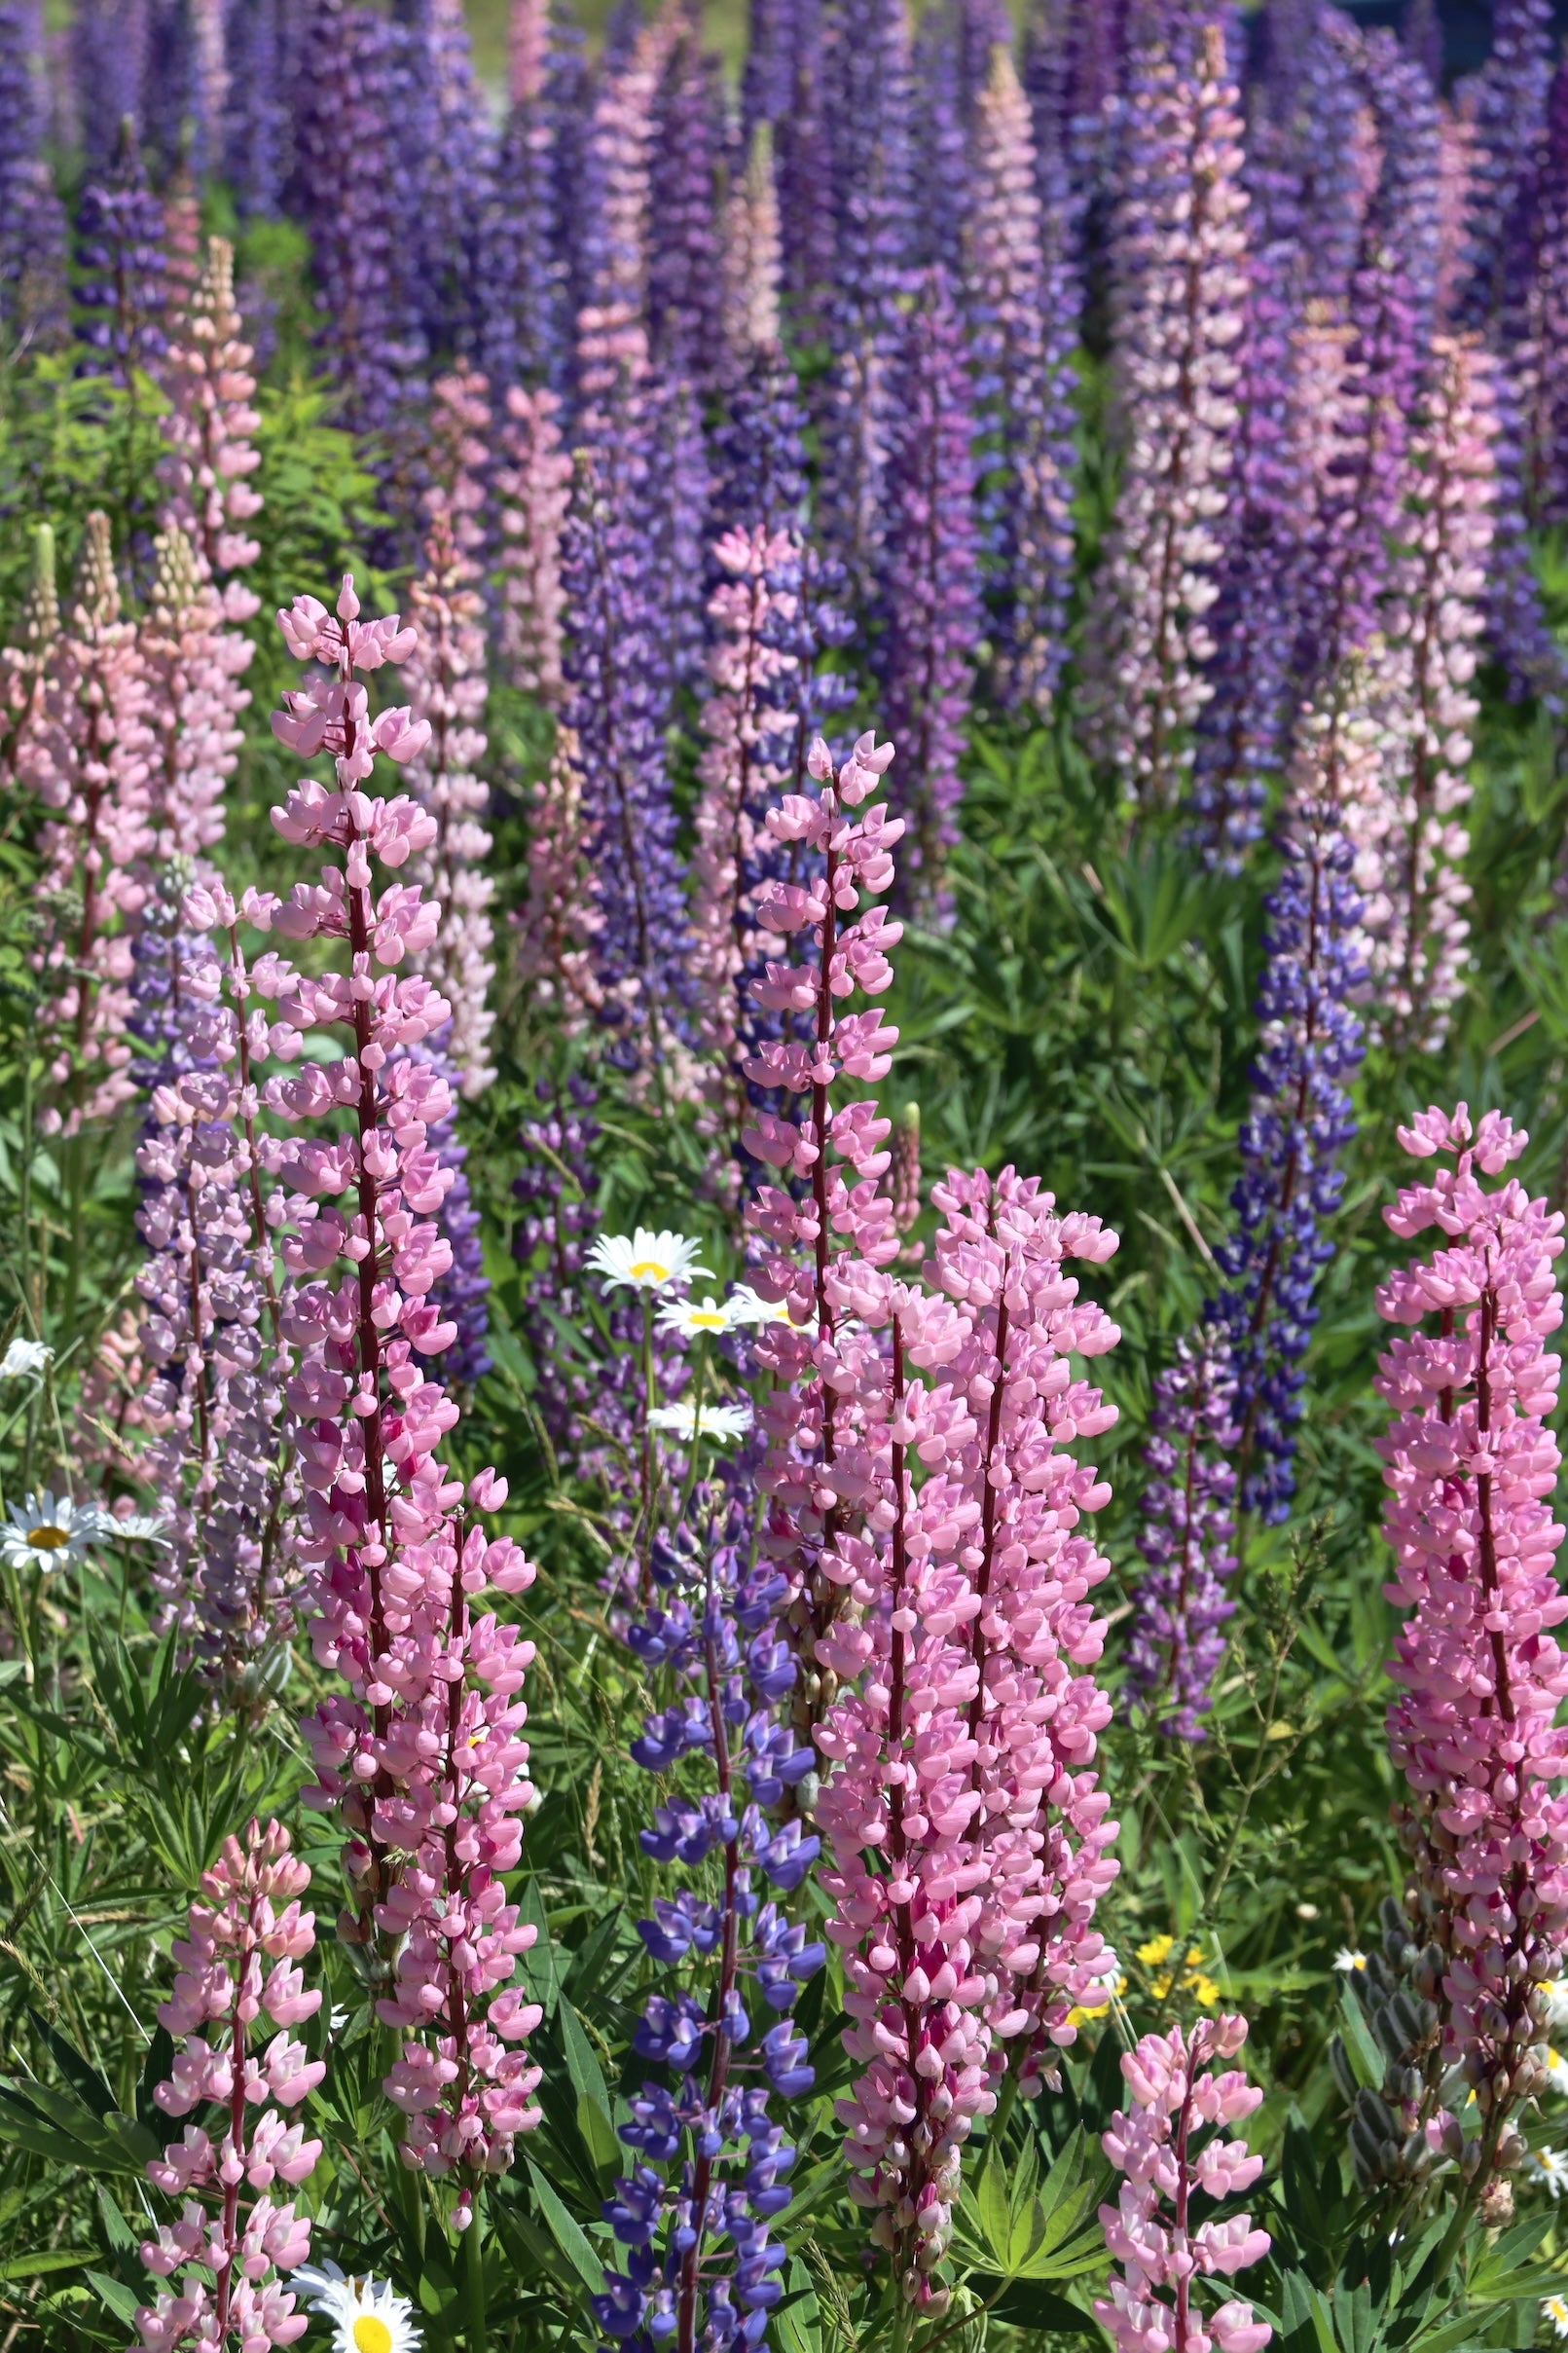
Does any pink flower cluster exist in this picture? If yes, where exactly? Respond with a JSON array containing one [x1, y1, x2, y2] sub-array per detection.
[[19, 510, 154, 1133], [1375, 1103, 1568, 2192], [743, 736, 1121, 2301], [1094, 2016, 1272, 2353], [132, 1820, 322, 2353], [140, 525, 253, 867], [212, 575, 545, 2196], [158, 234, 263, 619], [496, 384, 572, 707]]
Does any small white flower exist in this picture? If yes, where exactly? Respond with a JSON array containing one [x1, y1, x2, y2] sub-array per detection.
[[723, 1284, 791, 1327], [1528, 2149, 1568, 2198], [1332, 1950, 1367, 1973], [648, 1400, 754, 1447], [0, 1339, 52, 1380], [0, 1491, 108, 1573], [105, 1511, 171, 1548], [290, 2264, 421, 2353], [657, 1294, 741, 1340], [586, 1228, 712, 1296], [1544, 2295, 1568, 2341]]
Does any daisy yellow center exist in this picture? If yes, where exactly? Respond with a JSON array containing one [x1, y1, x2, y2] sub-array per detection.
[[25, 1525, 68, 1549], [352, 2317, 393, 2353], [687, 1311, 727, 1328], [630, 1259, 670, 1282]]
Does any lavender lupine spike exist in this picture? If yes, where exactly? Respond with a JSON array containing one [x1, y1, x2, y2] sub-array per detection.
[[0, 4, 66, 346], [1369, 336, 1496, 1055], [223, 0, 287, 219], [1124, 1327, 1241, 1741], [560, 433, 696, 1087], [878, 268, 980, 909], [913, 10, 966, 275], [818, 0, 916, 602], [288, 1, 425, 435], [691, 525, 800, 1154], [1488, 349, 1568, 712], [71, 0, 147, 171], [1356, 26, 1442, 341], [967, 45, 1075, 716], [1208, 706, 1372, 1525], [1460, 0, 1553, 328], [647, 9, 725, 387], [713, 130, 818, 542], [1082, 27, 1249, 823], [481, 0, 576, 390], [593, 1487, 823, 2353], [772, 0, 836, 349], [512, 723, 602, 1033], [1187, 222, 1299, 870], [392, 0, 493, 361], [575, 7, 673, 413], [158, 236, 263, 620], [74, 117, 168, 385]]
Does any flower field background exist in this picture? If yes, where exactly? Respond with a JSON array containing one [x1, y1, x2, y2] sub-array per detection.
[[3, 3, 1568, 2353]]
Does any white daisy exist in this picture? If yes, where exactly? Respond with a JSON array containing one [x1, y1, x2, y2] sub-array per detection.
[[1528, 2149, 1568, 2198], [648, 1400, 754, 1447], [105, 1510, 172, 1548], [0, 1339, 52, 1380], [1544, 2295, 1568, 2342], [0, 1491, 108, 1573], [1547, 2048, 1568, 2095], [586, 1228, 712, 1296], [290, 2264, 421, 2353], [657, 1294, 741, 1340], [1332, 1950, 1367, 1973], [1544, 1979, 1568, 2034], [723, 1284, 791, 1327]]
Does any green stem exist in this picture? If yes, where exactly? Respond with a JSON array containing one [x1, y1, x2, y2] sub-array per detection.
[[463, 2195, 487, 2353]]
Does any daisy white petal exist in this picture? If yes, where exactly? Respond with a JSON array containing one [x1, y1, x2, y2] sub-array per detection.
[[1331, 1950, 1367, 1973], [647, 1401, 753, 1446], [585, 1228, 713, 1295], [0, 1340, 52, 1379], [1545, 2296, 1568, 2341], [723, 1284, 790, 1328], [291, 2265, 421, 2353], [656, 1294, 741, 1340], [0, 1491, 108, 1573], [1527, 2148, 1568, 2198]]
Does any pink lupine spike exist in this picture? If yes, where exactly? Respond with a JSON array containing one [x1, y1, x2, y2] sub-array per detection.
[[158, 236, 263, 620], [139, 525, 253, 864], [174, 575, 544, 2193], [495, 383, 572, 707], [17, 509, 155, 1135], [132, 1820, 321, 2353], [1374, 1102, 1568, 2215], [1094, 2016, 1272, 2353]]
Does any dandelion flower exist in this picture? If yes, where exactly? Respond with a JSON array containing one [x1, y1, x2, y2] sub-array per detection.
[[0, 1492, 107, 1572], [586, 1228, 713, 1295], [290, 2265, 422, 2353]]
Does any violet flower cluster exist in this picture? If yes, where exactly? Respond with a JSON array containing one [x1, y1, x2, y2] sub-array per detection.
[[593, 1488, 822, 2353], [1374, 1105, 1568, 2209], [1124, 1327, 1241, 1742]]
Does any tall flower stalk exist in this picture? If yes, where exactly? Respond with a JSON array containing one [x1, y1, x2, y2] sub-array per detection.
[[1374, 1104, 1568, 2217]]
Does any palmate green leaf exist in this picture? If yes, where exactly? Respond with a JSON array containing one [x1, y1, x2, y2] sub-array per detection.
[[954, 2124, 1110, 2282]]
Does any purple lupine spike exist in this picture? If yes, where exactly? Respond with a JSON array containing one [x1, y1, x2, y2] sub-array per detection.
[[1295, 239, 1418, 698], [967, 44, 1075, 715], [713, 127, 812, 534], [913, 11, 966, 273], [287, 0, 426, 436], [1494, 356, 1568, 712], [647, 9, 727, 389], [72, 0, 148, 171], [596, 1484, 821, 2353], [574, 8, 675, 417], [390, 0, 493, 362], [1264, 1, 1367, 316], [1186, 221, 1299, 871], [0, 4, 67, 349], [1459, 0, 1553, 327], [1208, 708, 1371, 1526], [771, 0, 837, 349], [1351, 23, 1442, 341], [878, 266, 980, 910], [818, 0, 916, 603], [223, 0, 287, 216], [74, 117, 168, 384], [560, 428, 696, 1085], [1082, 23, 1249, 821], [1404, 0, 1442, 91], [1124, 1327, 1241, 1742], [480, 0, 579, 392], [138, 0, 192, 175]]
